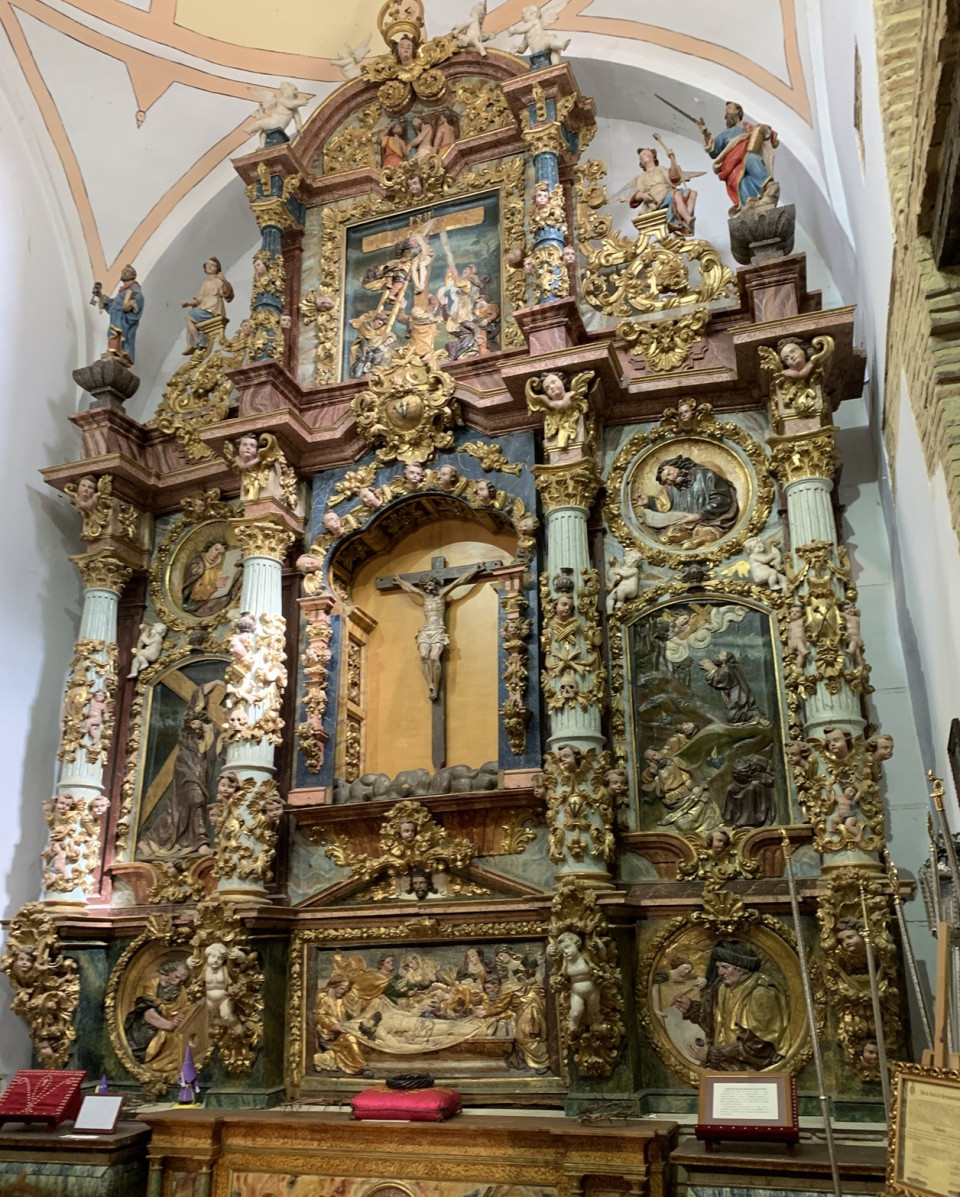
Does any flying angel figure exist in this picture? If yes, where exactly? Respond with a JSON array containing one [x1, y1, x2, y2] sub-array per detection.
[[452, 0, 494, 56], [244, 82, 313, 147], [506, 0, 570, 64], [333, 36, 372, 80]]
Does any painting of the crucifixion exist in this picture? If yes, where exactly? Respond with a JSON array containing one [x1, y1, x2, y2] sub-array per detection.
[[341, 189, 502, 381]]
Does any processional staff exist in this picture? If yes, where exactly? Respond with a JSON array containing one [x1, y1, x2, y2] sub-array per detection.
[[858, 880, 891, 1120], [780, 831, 841, 1197], [884, 849, 934, 1051]]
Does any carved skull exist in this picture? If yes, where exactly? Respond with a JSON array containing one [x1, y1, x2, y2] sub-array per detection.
[[558, 674, 578, 701]]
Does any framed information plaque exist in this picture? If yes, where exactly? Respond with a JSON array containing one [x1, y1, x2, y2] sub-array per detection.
[[888, 1063, 960, 1197], [695, 1071, 799, 1153]]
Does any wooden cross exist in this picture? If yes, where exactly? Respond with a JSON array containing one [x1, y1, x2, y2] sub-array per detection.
[[376, 554, 502, 770]]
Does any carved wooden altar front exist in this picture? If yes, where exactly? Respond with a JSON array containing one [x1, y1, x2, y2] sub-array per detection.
[[140, 1110, 680, 1197]]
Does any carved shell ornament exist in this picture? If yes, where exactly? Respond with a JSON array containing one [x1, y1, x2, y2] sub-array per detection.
[[351, 344, 461, 464]]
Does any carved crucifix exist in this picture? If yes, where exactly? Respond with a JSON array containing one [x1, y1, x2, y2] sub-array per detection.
[[376, 554, 502, 769]]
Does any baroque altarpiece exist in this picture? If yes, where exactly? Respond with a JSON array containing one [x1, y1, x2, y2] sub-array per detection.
[[4, 0, 910, 1175]]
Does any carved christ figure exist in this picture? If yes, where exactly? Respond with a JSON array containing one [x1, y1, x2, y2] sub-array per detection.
[[394, 565, 482, 701]]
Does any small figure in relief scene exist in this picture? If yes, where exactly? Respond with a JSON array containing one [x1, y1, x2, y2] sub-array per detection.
[[433, 111, 458, 155], [380, 121, 408, 168], [622, 138, 701, 235], [333, 36, 372, 80], [128, 622, 167, 679], [555, 931, 601, 1031], [743, 537, 787, 592], [81, 689, 109, 747], [652, 957, 706, 1024], [826, 783, 862, 840], [453, 0, 494, 55], [786, 605, 810, 672], [181, 535, 240, 618], [137, 681, 222, 860], [637, 453, 739, 548], [606, 549, 643, 614], [722, 755, 775, 827], [697, 101, 780, 216], [841, 602, 865, 668], [123, 958, 197, 1071], [244, 83, 312, 147], [699, 651, 768, 725], [181, 258, 234, 354], [91, 265, 144, 367], [674, 939, 789, 1069], [507, 1, 570, 63], [409, 115, 435, 160]]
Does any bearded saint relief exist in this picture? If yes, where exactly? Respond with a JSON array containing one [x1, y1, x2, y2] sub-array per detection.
[[633, 452, 740, 550]]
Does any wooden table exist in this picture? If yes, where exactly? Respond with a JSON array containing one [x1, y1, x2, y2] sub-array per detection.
[[139, 1108, 681, 1197], [673, 1137, 887, 1196], [0, 1119, 149, 1195]]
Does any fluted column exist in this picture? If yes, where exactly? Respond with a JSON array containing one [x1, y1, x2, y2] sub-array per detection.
[[246, 167, 304, 362], [215, 518, 296, 901], [42, 552, 132, 906], [534, 457, 612, 885], [770, 425, 864, 739]]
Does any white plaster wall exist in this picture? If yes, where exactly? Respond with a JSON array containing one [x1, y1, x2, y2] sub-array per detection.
[[0, 79, 88, 1084]]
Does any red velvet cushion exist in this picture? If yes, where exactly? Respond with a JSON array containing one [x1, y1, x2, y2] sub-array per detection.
[[351, 1086, 462, 1121]]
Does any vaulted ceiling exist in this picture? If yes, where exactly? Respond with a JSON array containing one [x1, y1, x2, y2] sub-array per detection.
[[2, 0, 817, 292]]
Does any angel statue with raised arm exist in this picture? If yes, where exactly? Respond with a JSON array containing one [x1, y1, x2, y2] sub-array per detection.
[[244, 82, 313, 147], [452, 1, 494, 55], [619, 134, 704, 235], [507, 1, 570, 64], [333, 36, 371, 80]]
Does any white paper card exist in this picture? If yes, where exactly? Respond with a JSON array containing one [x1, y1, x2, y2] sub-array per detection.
[[711, 1081, 780, 1122], [73, 1094, 124, 1133]]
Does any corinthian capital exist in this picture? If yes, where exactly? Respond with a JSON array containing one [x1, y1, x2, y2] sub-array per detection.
[[532, 458, 601, 512], [235, 519, 297, 562], [768, 425, 838, 486], [71, 551, 134, 594]]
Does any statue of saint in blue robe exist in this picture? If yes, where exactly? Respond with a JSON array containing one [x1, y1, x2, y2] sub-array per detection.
[[99, 267, 144, 365]]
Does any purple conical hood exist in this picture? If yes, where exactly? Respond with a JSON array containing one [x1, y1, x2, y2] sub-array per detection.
[[180, 1044, 197, 1085]]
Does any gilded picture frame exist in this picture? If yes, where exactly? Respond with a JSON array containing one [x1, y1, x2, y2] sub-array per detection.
[[288, 920, 563, 1098], [604, 409, 774, 569], [637, 913, 814, 1086], [888, 1062, 960, 1197], [104, 923, 213, 1092], [304, 156, 526, 386]]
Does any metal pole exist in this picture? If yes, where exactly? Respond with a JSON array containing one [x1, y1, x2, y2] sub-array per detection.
[[928, 814, 943, 930], [781, 832, 842, 1197], [884, 850, 934, 1051], [859, 881, 891, 1119], [929, 771, 960, 907]]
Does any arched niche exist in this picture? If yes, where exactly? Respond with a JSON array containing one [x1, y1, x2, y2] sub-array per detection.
[[329, 494, 520, 779]]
